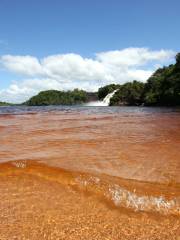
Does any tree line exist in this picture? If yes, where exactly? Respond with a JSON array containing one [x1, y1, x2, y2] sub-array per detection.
[[24, 89, 88, 106]]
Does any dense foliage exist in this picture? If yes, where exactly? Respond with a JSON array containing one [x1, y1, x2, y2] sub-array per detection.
[[110, 53, 180, 106], [110, 81, 145, 106], [144, 54, 180, 106], [25, 89, 88, 106]]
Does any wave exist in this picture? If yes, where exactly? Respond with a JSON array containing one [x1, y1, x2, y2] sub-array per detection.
[[1, 160, 179, 216], [75, 175, 180, 215]]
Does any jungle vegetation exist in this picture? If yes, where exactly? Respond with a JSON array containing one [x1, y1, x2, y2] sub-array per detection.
[[24, 89, 88, 106]]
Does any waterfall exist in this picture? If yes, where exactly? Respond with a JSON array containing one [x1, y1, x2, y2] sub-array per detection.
[[102, 89, 118, 105], [84, 89, 118, 106]]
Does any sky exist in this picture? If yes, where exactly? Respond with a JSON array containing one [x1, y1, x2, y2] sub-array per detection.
[[0, 0, 180, 103]]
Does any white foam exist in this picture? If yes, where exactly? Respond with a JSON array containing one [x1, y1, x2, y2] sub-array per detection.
[[11, 160, 27, 168], [108, 184, 179, 215]]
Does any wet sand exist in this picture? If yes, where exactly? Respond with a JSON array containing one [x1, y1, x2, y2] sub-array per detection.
[[0, 161, 179, 240], [0, 107, 180, 239]]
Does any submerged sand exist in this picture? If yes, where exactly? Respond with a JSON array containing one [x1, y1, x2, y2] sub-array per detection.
[[0, 161, 179, 240]]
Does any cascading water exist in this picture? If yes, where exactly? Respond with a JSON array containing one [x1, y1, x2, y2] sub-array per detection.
[[84, 89, 118, 106], [102, 89, 118, 105]]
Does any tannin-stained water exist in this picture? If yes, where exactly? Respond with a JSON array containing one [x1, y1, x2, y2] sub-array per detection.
[[0, 106, 180, 184], [0, 106, 180, 239]]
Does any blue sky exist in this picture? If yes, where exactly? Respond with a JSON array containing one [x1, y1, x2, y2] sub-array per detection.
[[0, 0, 179, 102]]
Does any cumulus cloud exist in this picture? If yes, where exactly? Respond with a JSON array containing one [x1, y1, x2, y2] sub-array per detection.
[[96, 48, 175, 66], [1, 55, 43, 76], [0, 47, 176, 103]]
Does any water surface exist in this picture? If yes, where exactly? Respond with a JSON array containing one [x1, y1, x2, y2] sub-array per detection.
[[0, 106, 180, 239], [0, 105, 180, 184]]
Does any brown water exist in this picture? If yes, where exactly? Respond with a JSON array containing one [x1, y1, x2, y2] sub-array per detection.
[[0, 106, 180, 239]]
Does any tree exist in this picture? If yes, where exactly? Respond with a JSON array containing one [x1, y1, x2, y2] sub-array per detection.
[[144, 55, 180, 106], [110, 81, 145, 106], [176, 53, 180, 68]]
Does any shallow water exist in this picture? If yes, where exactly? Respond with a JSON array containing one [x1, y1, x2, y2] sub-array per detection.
[[0, 106, 180, 184], [0, 106, 180, 239]]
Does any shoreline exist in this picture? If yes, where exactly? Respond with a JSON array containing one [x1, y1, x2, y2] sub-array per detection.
[[1, 160, 179, 216], [0, 160, 179, 239]]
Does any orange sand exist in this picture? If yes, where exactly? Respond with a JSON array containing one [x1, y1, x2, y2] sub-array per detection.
[[0, 161, 179, 240]]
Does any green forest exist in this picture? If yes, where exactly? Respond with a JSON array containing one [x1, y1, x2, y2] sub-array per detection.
[[25, 89, 88, 106]]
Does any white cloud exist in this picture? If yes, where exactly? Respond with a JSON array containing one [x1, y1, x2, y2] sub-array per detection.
[[96, 48, 175, 66], [0, 47, 176, 103], [1, 55, 43, 76]]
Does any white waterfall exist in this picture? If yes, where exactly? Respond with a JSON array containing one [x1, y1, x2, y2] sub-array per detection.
[[102, 89, 118, 105], [84, 89, 118, 106]]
